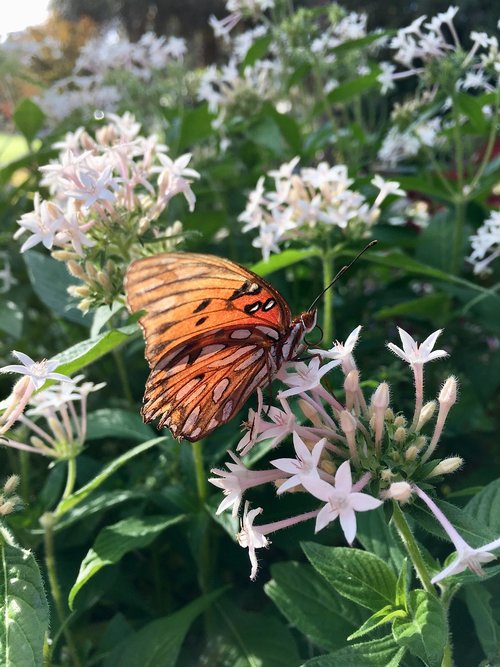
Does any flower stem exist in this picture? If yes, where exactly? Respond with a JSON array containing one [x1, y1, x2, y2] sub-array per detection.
[[322, 251, 335, 345], [192, 440, 207, 504], [450, 199, 465, 275], [41, 512, 82, 667], [62, 456, 77, 500], [391, 501, 436, 597]]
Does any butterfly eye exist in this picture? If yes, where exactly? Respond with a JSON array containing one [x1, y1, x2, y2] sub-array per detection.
[[304, 323, 323, 347]]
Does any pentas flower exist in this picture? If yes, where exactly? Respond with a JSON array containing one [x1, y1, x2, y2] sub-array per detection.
[[414, 486, 500, 582], [467, 211, 500, 275], [0, 351, 72, 392], [306, 461, 382, 541], [210, 325, 464, 579]]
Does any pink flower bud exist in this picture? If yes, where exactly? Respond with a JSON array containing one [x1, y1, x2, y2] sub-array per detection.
[[380, 481, 412, 502]]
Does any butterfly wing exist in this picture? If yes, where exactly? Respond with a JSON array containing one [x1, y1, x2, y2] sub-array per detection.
[[125, 252, 292, 440]]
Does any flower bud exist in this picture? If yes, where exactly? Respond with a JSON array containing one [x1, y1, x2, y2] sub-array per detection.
[[427, 457, 463, 477], [371, 383, 389, 450], [405, 445, 419, 461], [414, 436, 427, 451], [85, 261, 98, 281], [380, 469, 394, 482], [97, 271, 112, 291], [66, 260, 86, 280], [417, 401, 436, 430], [3, 475, 20, 495], [344, 370, 359, 411], [51, 250, 78, 262], [394, 415, 407, 428], [394, 426, 407, 443], [340, 410, 359, 465], [77, 298, 93, 312], [385, 408, 395, 422], [439, 376, 457, 407], [381, 481, 412, 503], [0, 500, 15, 515]]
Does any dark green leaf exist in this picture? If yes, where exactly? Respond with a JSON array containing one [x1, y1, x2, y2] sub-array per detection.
[[69, 515, 185, 607], [374, 293, 451, 325], [455, 93, 488, 133], [392, 589, 447, 667], [465, 479, 500, 532], [251, 248, 319, 276], [463, 584, 500, 659], [0, 534, 49, 667], [348, 606, 407, 641], [356, 507, 406, 573], [241, 34, 272, 67], [86, 408, 156, 442], [0, 300, 23, 338], [270, 109, 303, 153], [103, 589, 224, 667], [325, 72, 378, 104], [23, 251, 91, 326], [12, 99, 45, 144], [303, 635, 405, 666], [303, 543, 397, 612], [266, 561, 367, 651], [177, 103, 214, 151]]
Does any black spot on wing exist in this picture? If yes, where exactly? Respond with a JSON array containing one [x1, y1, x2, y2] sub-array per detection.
[[193, 298, 211, 313], [244, 301, 262, 314], [195, 316, 208, 326]]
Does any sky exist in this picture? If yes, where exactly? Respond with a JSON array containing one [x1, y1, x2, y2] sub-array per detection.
[[0, 0, 51, 41]]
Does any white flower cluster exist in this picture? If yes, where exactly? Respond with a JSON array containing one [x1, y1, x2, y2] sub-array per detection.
[[14, 112, 199, 258], [238, 158, 404, 260], [468, 210, 500, 274], [35, 32, 186, 123]]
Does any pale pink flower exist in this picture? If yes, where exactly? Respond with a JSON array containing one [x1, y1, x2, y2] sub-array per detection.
[[277, 357, 341, 399], [271, 432, 325, 494], [387, 327, 448, 366], [14, 194, 66, 252], [237, 503, 269, 580], [306, 460, 383, 542], [312, 325, 362, 375], [0, 351, 72, 391]]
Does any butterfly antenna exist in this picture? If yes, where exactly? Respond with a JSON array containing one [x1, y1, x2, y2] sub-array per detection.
[[307, 240, 378, 312]]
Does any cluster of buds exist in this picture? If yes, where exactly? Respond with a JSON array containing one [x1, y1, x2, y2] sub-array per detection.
[[14, 112, 199, 310], [238, 158, 405, 260], [0, 475, 22, 517], [209, 326, 479, 580]]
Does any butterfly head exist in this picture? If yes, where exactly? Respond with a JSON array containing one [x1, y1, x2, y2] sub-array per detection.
[[301, 309, 317, 333]]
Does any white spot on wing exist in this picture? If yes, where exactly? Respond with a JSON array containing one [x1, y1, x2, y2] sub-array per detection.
[[222, 401, 233, 421], [183, 405, 201, 433], [209, 345, 256, 368], [234, 348, 264, 371], [175, 377, 202, 401], [208, 417, 219, 430], [213, 378, 230, 402], [231, 329, 252, 339], [256, 325, 279, 340]]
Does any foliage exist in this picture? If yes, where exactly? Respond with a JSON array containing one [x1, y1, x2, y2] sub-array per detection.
[[0, 1, 499, 666]]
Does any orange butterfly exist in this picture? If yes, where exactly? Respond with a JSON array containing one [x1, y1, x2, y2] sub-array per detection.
[[125, 253, 317, 441]]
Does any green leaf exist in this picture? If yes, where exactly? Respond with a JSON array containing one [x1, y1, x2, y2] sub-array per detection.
[[348, 605, 407, 641], [69, 515, 185, 608], [241, 34, 272, 67], [90, 302, 123, 337], [56, 436, 165, 517], [325, 72, 378, 104], [55, 490, 145, 531], [302, 543, 397, 612], [251, 248, 319, 276], [455, 92, 488, 133], [49, 325, 137, 378], [395, 559, 409, 610], [0, 300, 23, 339], [266, 561, 367, 651], [12, 98, 45, 144], [270, 109, 303, 153], [247, 115, 284, 153], [463, 584, 500, 659], [356, 507, 406, 574], [329, 30, 393, 56], [209, 598, 301, 667], [303, 635, 405, 667], [23, 251, 91, 326], [394, 174, 456, 202], [392, 589, 447, 667], [465, 479, 500, 532], [103, 589, 224, 667], [86, 408, 156, 442], [0, 533, 49, 667], [374, 293, 451, 325], [177, 103, 214, 151]]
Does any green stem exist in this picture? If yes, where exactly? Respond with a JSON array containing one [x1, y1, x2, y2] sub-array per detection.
[[451, 199, 465, 275], [41, 512, 82, 667], [442, 638, 453, 667], [469, 88, 500, 193], [62, 457, 77, 501], [191, 440, 212, 611], [391, 501, 436, 597], [112, 349, 134, 408], [192, 440, 207, 504], [322, 251, 335, 344]]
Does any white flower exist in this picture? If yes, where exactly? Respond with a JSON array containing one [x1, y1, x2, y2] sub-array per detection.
[[0, 351, 73, 391], [271, 432, 325, 494], [468, 211, 500, 274], [306, 460, 383, 542], [377, 62, 396, 94], [237, 502, 269, 580], [432, 538, 500, 583], [387, 327, 448, 366], [371, 174, 405, 208], [14, 194, 66, 252], [277, 357, 341, 399], [312, 325, 362, 375]]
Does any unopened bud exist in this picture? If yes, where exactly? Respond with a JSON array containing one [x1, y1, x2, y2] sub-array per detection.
[[344, 370, 360, 411], [51, 250, 78, 262], [405, 445, 419, 461], [394, 426, 407, 443], [3, 475, 20, 495], [138, 217, 151, 235], [77, 298, 93, 312], [394, 415, 407, 428], [68, 285, 90, 298], [340, 410, 359, 465], [274, 478, 300, 493], [414, 436, 427, 451], [417, 401, 436, 431], [85, 261, 98, 281], [427, 457, 463, 477], [97, 271, 112, 291], [66, 260, 86, 280], [380, 469, 394, 482], [385, 408, 395, 422], [0, 500, 15, 515], [372, 383, 389, 450], [48, 417, 66, 443], [381, 481, 413, 503], [439, 376, 457, 407]]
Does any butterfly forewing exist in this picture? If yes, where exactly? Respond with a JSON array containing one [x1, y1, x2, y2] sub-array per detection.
[[125, 253, 294, 440]]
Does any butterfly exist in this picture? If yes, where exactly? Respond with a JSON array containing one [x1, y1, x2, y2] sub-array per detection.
[[124, 252, 317, 441]]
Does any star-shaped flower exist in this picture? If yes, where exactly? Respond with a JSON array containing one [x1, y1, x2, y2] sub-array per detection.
[[311, 325, 362, 375], [431, 537, 500, 583], [306, 460, 383, 543], [387, 327, 448, 366], [237, 502, 269, 580], [277, 357, 341, 399], [0, 351, 73, 391], [271, 432, 325, 494]]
